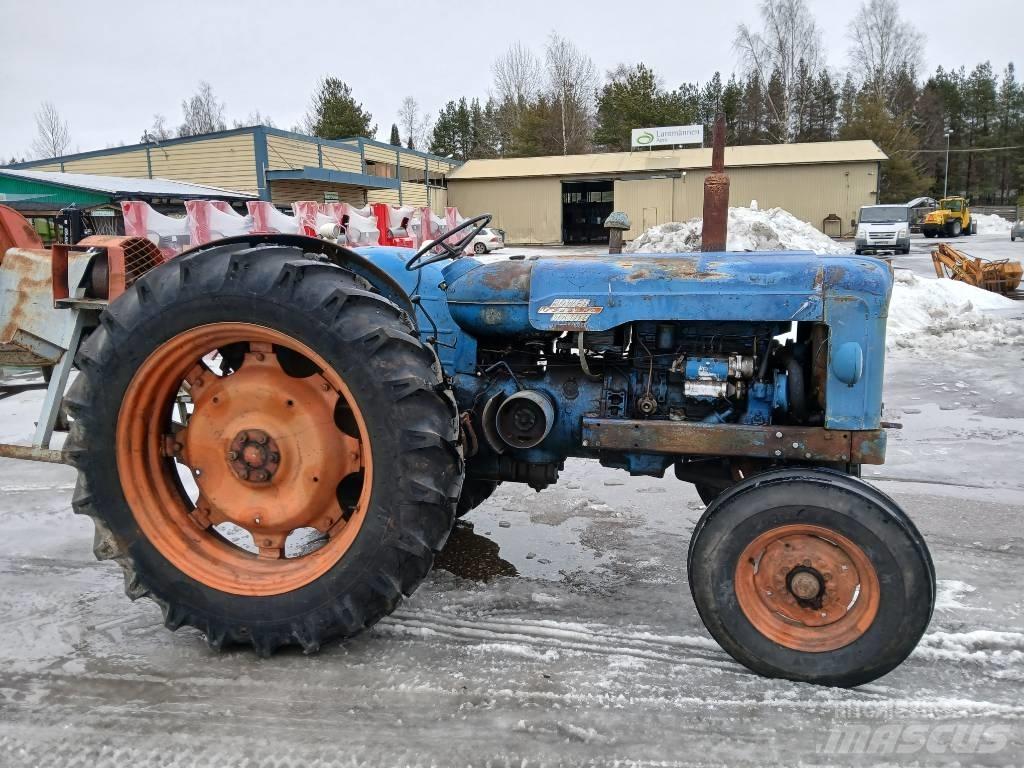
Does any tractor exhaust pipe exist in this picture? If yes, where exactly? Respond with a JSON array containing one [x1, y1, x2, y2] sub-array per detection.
[[701, 113, 729, 252]]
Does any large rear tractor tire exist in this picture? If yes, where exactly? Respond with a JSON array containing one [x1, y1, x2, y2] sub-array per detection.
[[688, 468, 934, 687], [65, 241, 463, 654], [948, 219, 962, 237]]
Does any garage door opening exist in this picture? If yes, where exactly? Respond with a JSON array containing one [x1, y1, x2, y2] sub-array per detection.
[[561, 181, 613, 244]]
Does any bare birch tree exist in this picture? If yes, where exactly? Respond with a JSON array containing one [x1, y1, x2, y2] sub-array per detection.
[[397, 96, 430, 150], [734, 0, 823, 142], [492, 42, 543, 106], [847, 0, 925, 99], [31, 101, 72, 159], [543, 33, 598, 154], [179, 81, 227, 137]]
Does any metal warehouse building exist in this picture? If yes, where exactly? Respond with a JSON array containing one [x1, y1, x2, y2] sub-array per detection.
[[6, 126, 458, 211], [446, 141, 887, 245]]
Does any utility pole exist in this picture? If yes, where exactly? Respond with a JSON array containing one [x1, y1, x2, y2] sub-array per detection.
[[943, 129, 953, 198]]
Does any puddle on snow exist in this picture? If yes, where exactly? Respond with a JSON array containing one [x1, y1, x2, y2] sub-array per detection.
[[434, 503, 603, 582]]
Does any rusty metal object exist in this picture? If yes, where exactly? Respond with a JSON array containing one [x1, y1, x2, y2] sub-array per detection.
[[0, 205, 43, 257], [227, 429, 281, 482], [734, 524, 881, 652], [0, 246, 90, 367], [701, 113, 730, 253], [53, 235, 165, 302], [931, 242, 1022, 294], [116, 322, 371, 593], [581, 418, 886, 464], [0, 444, 67, 463]]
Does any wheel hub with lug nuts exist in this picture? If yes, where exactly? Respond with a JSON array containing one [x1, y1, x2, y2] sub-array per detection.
[[733, 523, 881, 652], [170, 337, 364, 561], [227, 429, 280, 483]]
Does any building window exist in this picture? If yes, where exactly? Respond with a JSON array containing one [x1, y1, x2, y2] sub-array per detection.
[[426, 170, 447, 188], [400, 165, 426, 184], [365, 160, 397, 179]]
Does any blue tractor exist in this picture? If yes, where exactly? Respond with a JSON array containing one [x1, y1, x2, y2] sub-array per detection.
[[68, 123, 933, 687]]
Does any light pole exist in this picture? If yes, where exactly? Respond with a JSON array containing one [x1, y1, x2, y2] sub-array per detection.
[[943, 129, 953, 198]]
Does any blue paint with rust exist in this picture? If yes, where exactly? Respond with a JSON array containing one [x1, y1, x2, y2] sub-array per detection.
[[353, 246, 892, 450]]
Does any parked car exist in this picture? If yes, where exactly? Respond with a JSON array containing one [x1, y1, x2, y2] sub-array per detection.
[[468, 227, 504, 254], [855, 205, 911, 255], [1012, 219, 1024, 242]]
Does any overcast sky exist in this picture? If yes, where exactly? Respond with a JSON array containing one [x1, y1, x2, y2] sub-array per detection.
[[0, 0, 1020, 159]]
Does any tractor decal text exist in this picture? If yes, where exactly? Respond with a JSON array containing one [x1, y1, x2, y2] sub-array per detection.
[[537, 298, 604, 329]]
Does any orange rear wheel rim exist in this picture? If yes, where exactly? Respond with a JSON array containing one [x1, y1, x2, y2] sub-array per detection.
[[116, 322, 373, 596], [734, 524, 880, 652]]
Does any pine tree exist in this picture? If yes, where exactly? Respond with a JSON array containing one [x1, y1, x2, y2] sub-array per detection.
[[764, 69, 787, 143], [304, 77, 375, 140], [721, 75, 744, 143], [389, 123, 401, 146], [806, 71, 839, 141], [593, 64, 699, 151], [841, 90, 926, 202], [698, 72, 724, 128], [791, 59, 814, 141], [996, 64, 1021, 203], [429, 101, 460, 158]]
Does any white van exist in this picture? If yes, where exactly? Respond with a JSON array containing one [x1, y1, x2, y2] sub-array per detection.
[[855, 205, 911, 255]]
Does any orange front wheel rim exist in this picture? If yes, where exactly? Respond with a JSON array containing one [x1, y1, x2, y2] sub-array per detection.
[[734, 524, 880, 652], [116, 322, 373, 596]]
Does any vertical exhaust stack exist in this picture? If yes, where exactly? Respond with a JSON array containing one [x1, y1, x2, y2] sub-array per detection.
[[701, 113, 730, 252]]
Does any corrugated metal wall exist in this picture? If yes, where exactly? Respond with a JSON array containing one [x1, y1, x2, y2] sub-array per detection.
[[665, 162, 876, 237], [12, 133, 458, 209], [448, 161, 879, 244], [613, 178, 674, 238], [321, 145, 362, 174], [148, 133, 258, 193], [447, 177, 562, 244], [428, 186, 447, 214], [62, 150, 151, 177], [266, 135, 319, 171], [367, 189, 401, 205], [269, 180, 366, 206], [400, 182, 428, 207]]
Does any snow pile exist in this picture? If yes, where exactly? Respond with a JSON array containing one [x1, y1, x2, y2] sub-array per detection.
[[973, 213, 1013, 235], [626, 205, 851, 255], [887, 268, 1024, 354]]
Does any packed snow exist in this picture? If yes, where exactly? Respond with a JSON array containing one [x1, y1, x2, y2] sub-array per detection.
[[887, 268, 1024, 353], [974, 213, 1014, 235], [625, 205, 851, 255]]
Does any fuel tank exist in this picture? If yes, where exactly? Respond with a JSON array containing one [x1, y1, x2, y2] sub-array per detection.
[[443, 251, 892, 337]]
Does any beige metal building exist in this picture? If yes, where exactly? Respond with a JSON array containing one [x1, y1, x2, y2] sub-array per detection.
[[6, 127, 458, 212], [447, 141, 886, 244]]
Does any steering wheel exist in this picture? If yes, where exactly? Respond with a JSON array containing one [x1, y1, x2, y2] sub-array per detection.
[[405, 213, 492, 271]]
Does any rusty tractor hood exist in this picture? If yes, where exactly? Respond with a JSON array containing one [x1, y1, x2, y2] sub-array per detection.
[[443, 251, 893, 336]]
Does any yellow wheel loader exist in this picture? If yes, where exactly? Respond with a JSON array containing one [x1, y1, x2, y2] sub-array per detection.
[[920, 196, 976, 238]]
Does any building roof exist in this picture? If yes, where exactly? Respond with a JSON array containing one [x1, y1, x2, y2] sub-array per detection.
[[5, 125, 461, 173], [0, 168, 254, 199], [448, 140, 887, 181]]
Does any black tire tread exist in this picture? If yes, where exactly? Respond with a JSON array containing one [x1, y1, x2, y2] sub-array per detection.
[[687, 467, 935, 687], [66, 242, 463, 655]]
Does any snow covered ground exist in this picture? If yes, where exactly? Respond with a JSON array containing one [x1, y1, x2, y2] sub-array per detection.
[[1, 235, 1023, 767], [887, 268, 1023, 354]]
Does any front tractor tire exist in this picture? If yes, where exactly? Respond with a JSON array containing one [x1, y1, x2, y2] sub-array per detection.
[[65, 242, 463, 654], [688, 468, 934, 687]]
